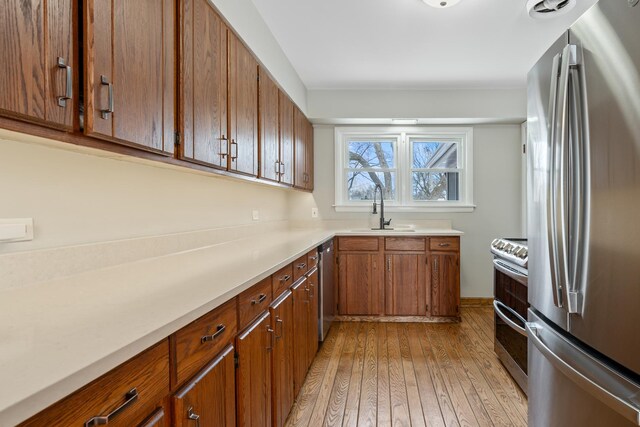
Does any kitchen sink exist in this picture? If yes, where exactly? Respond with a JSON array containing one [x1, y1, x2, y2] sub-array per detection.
[[348, 228, 416, 232]]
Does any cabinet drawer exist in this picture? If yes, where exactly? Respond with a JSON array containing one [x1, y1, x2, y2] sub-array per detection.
[[20, 341, 170, 427], [429, 237, 460, 252], [272, 264, 294, 299], [338, 237, 379, 251], [173, 298, 238, 387], [238, 277, 273, 330], [385, 237, 426, 252], [307, 248, 319, 270], [293, 254, 308, 282]]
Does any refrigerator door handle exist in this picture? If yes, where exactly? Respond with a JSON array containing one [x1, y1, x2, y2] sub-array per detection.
[[547, 51, 564, 308], [527, 321, 640, 425]]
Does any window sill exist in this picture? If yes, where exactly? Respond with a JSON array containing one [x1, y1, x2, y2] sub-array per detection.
[[333, 204, 476, 213]]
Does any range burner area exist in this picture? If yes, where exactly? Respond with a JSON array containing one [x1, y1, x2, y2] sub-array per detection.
[[490, 237, 529, 394]]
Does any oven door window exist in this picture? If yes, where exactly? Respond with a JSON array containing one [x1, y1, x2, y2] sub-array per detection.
[[494, 268, 528, 374]]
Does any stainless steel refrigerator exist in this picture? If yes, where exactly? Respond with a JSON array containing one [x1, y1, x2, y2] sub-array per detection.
[[526, 0, 640, 425]]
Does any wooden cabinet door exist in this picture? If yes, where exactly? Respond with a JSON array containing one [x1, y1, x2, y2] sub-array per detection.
[[337, 253, 384, 315], [173, 345, 236, 427], [385, 253, 427, 316], [259, 67, 279, 182], [0, 0, 75, 129], [291, 278, 309, 395], [430, 252, 460, 317], [293, 106, 306, 189], [305, 117, 314, 191], [228, 32, 258, 176], [270, 291, 294, 427], [306, 268, 319, 365], [85, 0, 175, 154], [179, 0, 227, 168], [278, 92, 294, 185], [236, 311, 272, 427]]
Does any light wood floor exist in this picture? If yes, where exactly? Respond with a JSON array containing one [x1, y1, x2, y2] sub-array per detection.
[[285, 307, 527, 427]]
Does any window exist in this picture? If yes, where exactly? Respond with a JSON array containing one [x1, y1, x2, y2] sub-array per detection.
[[335, 127, 474, 212]]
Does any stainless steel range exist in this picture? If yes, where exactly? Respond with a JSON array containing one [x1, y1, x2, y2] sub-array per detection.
[[490, 238, 529, 394]]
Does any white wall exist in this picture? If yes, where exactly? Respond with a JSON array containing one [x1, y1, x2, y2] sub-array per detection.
[[0, 131, 290, 254], [289, 124, 524, 297], [307, 88, 526, 123], [210, 0, 307, 113]]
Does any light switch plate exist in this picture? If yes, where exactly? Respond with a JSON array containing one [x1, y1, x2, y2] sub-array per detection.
[[252, 210, 260, 221], [311, 208, 319, 218], [0, 218, 34, 242]]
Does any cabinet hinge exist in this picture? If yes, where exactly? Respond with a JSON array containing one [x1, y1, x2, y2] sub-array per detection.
[[234, 353, 239, 368], [174, 131, 181, 147], [257, 74, 260, 82], [426, 304, 429, 312]]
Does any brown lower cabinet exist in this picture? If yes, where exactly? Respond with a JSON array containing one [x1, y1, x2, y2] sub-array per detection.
[[18, 248, 324, 427], [236, 311, 273, 427], [270, 290, 294, 427], [337, 236, 460, 318], [19, 341, 170, 427], [173, 345, 236, 427]]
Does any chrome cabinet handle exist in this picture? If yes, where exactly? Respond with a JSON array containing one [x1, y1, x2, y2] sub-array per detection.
[[280, 274, 291, 283], [297, 262, 307, 270], [187, 407, 200, 427], [201, 324, 225, 343], [219, 135, 228, 158], [230, 139, 238, 161], [56, 57, 72, 107], [275, 317, 283, 339], [438, 242, 450, 247], [493, 300, 527, 336], [387, 257, 391, 272], [84, 388, 138, 426], [251, 294, 267, 305], [309, 255, 318, 261], [267, 326, 275, 351], [100, 75, 114, 119]]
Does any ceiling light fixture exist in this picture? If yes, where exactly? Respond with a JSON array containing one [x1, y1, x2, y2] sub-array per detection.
[[422, 0, 462, 8], [392, 119, 419, 125]]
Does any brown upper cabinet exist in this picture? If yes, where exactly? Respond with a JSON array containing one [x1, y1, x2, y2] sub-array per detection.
[[228, 32, 258, 176], [293, 107, 313, 191], [84, 0, 175, 154], [258, 68, 294, 185], [0, 0, 76, 130], [179, 0, 228, 169]]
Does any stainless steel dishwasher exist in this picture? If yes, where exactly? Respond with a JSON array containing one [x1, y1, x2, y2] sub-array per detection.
[[318, 239, 334, 341]]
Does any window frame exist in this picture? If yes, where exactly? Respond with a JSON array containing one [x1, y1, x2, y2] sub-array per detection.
[[334, 126, 475, 213]]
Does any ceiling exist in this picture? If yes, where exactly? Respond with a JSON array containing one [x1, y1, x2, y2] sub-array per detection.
[[251, 0, 597, 90]]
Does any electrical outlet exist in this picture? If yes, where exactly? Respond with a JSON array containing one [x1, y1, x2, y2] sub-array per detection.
[[252, 210, 260, 221], [311, 208, 319, 218]]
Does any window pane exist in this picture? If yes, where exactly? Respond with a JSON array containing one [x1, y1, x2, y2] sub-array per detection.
[[412, 172, 459, 201], [412, 141, 457, 169], [347, 171, 396, 201], [348, 141, 395, 169]]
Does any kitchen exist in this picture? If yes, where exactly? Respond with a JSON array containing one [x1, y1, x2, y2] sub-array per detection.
[[0, 0, 638, 426]]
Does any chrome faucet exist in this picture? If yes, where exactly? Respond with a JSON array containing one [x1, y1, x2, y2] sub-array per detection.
[[372, 183, 392, 230]]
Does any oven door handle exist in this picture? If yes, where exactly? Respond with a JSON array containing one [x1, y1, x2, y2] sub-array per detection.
[[493, 259, 528, 283], [494, 300, 527, 337]]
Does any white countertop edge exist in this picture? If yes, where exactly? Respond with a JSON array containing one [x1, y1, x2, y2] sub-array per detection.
[[0, 228, 461, 425]]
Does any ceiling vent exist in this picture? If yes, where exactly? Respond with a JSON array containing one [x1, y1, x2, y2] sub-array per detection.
[[526, 0, 577, 18]]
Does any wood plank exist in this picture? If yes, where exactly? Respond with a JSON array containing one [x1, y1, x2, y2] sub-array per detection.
[[387, 324, 411, 426], [397, 324, 426, 427], [356, 323, 377, 426], [406, 323, 447, 427], [376, 323, 392, 427], [417, 324, 461, 427], [342, 323, 367, 426], [321, 323, 359, 426], [424, 323, 479, 427]]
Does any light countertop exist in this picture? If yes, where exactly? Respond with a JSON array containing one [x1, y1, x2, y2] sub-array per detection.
[[0, 227, 462, 425]]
